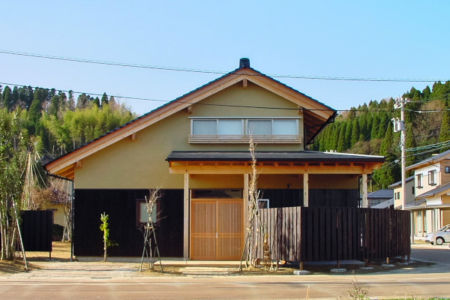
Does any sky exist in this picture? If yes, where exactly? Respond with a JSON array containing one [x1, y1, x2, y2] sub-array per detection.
[[1, 1, 449, 115]]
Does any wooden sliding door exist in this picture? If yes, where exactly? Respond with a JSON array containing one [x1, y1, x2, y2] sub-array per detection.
[[191, 198, 243, 260]]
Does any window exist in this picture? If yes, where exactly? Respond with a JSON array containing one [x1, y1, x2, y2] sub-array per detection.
[[137, 199, 157, 226], [257, 199, 270, 209], [190, 118, 300, 143], [416, 174, 423, 188], [247, 120, 272, 135], [193, 120, 216, 135], [412, 186, 415, 195], [428, 170, 437, 186], [445, 166, 450, 174], [217, 119, 243, 135]]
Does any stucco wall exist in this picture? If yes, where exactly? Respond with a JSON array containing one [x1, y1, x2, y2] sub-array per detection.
[[75, 83, 309, 189]]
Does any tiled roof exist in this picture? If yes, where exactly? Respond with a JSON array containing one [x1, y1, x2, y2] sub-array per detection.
[[367, 189, 394, 200], [388, 176, 414, 189], [166, 151, 384, 162]]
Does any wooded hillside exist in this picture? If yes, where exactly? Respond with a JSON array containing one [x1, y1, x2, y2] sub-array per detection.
[[311, 81, 450, 189], [0, 85, 135, 158]]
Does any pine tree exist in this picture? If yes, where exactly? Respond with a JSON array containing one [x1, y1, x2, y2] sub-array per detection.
[[405, 124, 416, 165]]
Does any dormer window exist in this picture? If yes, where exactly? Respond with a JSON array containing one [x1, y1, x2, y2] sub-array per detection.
[[190, 117, 301, 144]]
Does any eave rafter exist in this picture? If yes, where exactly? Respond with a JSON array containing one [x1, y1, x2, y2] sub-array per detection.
[[169, 160, 382, 175]]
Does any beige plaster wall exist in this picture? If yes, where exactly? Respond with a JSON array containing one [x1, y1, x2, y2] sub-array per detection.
[[75, 83, 307, 189]]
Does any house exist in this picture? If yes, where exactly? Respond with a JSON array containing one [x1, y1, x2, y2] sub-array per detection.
[[405, 150, 450, 239], [390, 176, 415, 209], [44, 58, 384, 260], [366, 189, 393, 208]]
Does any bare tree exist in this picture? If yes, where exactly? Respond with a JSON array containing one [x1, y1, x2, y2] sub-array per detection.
[[240, 136, 262, 269]]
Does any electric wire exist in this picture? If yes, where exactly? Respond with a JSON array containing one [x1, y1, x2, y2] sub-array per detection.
[[1, 80, 449, 113], [0, 49, 448, 83]]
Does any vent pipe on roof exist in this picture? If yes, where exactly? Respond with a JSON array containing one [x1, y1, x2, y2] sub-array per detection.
[[239, 58, 250, 68]]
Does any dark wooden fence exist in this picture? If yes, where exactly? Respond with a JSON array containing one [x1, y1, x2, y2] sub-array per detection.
[[20, 210, 53, 252], [254, 207, 410, 262]]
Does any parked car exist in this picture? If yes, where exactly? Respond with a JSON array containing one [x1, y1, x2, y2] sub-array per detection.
[[427, 224, 450, 245]]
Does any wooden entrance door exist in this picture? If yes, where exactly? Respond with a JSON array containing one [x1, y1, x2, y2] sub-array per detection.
[[191, 198, 243, 260]]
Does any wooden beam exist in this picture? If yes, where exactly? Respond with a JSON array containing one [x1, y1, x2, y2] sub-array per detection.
[[75, 160, 82, 169], [183, 173, 190, 259], [362, 174, 368, 208], [130, 133, 136, 141], [169, 163, 375, 175], [303, 173, 309, 207], [242, 78, 248, 88]]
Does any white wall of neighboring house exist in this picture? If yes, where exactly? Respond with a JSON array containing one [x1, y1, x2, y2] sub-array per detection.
[[414, 163, 441, 196]]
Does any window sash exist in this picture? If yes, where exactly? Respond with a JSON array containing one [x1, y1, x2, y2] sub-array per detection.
[[191, 118, 299, 137]]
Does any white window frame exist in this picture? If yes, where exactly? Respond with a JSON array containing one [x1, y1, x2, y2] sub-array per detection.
[[189, 117, 301, 144]]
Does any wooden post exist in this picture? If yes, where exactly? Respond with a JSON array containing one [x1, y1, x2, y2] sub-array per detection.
[[362, 174, 368, 208], [303, 173, 309, 207], [243, 173, 249, 229], [183, 172, 189, 259]]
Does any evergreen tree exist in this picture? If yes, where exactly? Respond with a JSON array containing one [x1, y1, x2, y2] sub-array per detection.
[[370, 115, 379, 139], [380, 123, 393, 156], [350, 119, 360, 146], [101, 93, 109, 107], [2, 86, 12, 110], [405, 123, 416, 165], [439, 100, 449, 144]]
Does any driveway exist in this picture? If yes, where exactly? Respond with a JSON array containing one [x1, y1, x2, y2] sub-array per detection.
[[0, 244, 448, 299]]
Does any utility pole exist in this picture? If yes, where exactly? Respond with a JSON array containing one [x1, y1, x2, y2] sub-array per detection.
[[392, 97, 409, 210]]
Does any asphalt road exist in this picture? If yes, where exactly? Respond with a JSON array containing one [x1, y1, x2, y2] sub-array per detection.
[[0, 244, 448, 299]]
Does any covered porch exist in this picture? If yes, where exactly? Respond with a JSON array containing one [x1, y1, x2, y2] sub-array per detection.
[[167, 151, 384, 259]]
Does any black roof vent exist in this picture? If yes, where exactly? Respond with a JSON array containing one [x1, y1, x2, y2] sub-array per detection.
[[239, 58, 250, 69]]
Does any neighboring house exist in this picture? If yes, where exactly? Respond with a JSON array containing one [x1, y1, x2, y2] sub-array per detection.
[[366, 189, 393, 208], [405, 150, 450, 238], [390, 176, 415, 209], [44, 58, 384, 260]]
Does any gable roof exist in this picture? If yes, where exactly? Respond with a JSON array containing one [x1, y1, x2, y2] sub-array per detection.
[[45, 58, 336, 178], [406, 150, 450, 171]]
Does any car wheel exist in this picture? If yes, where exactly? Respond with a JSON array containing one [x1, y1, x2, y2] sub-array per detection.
[[436, 237, 444, 245]]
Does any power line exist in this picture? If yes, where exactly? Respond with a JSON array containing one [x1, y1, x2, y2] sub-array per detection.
[[1, 80, 449, 113], [0, 49, 448, 83]]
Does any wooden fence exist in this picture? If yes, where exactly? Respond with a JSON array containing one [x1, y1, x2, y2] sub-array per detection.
[[254, 207, 410, 262], [20, 210, 53, 252]]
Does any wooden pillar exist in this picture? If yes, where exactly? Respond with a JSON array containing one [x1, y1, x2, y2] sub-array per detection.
[[243, 173, 249, 227], [183, 172, 189, 259], [303, 173, 309, 207], [362, 173, 368, 208]]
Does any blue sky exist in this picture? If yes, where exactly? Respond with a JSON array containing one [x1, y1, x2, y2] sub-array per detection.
[[1, 1, 449, 115]]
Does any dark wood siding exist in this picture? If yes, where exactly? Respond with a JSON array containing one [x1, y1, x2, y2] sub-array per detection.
[[74, 189, 183, 257], [259, 189, 358, 208]]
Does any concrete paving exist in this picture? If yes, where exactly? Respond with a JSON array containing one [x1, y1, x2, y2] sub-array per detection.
[[0, 244, 447, 299]]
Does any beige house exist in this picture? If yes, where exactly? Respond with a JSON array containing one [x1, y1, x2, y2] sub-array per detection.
[[405, 150, 450, 238], [45, 58, 383, 260]]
